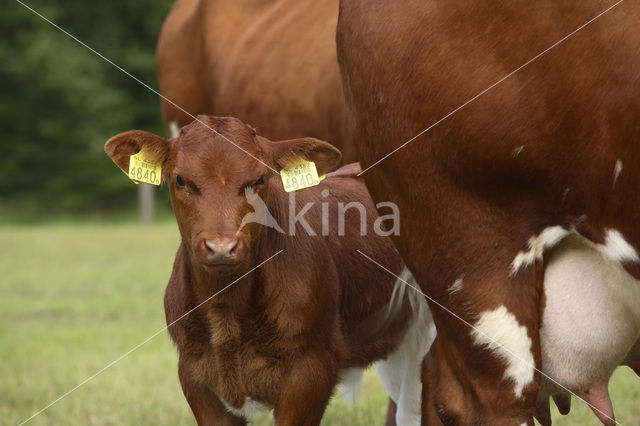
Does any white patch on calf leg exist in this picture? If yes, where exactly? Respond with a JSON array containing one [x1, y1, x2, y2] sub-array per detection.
[[471, 306, 535, 399], [221, 396, 272, 419]]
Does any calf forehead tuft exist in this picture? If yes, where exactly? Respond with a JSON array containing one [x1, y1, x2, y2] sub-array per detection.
[[182, 117, 252, 144], [174, 119, 262, 172]]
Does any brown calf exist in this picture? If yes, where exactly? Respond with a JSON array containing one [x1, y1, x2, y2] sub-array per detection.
[[338, 0, 640, 424], [156, 0, 353, 160], [105, 116, 429, 425]]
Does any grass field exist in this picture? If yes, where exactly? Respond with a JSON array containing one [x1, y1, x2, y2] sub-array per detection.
[[1, 222, 638, 425]]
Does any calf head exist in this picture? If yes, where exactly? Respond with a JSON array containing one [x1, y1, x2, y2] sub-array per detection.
[[105, 115, 341, 272]]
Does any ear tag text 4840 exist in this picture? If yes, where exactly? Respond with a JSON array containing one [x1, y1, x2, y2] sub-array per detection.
[[280, 160, 325, 192], [128, 148, 162, 186]]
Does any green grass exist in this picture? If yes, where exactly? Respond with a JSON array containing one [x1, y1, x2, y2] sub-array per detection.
[[0, 222, 638, 425]]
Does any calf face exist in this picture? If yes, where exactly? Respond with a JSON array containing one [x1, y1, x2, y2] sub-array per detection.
[[105, 116, 341, 271]]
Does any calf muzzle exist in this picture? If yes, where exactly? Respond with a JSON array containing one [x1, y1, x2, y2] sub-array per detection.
[[194, 235, 244, 266]]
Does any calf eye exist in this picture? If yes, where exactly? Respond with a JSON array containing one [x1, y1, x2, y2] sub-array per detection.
[[253, 174, 266, 187], [175, 175, 185, 187]]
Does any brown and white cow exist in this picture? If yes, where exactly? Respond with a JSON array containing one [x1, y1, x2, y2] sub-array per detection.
[[156, 0, 353, 161], [337, 0, 640, 424], [104, 116, 432, 425]]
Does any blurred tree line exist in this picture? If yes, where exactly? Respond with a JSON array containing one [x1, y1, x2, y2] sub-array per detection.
[[0, 0, 175, 219]]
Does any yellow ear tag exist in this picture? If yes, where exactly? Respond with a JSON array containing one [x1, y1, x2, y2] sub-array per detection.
[[128, 147, 162, 186], [280, 160, 324, 192]]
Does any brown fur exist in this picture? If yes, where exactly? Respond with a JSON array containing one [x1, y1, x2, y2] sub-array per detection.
[[105, 116, 410, 425], [156, 0, 354, 162], [337, 0, 640, 424]]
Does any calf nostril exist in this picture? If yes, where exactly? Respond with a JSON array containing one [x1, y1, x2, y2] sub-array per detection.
[[229, 240, 239, 256], [204, 240, 217, 254]]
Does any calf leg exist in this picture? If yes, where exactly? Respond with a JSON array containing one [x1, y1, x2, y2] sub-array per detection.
[[274, 350, 338, 426], [178, 363, 246, 426]]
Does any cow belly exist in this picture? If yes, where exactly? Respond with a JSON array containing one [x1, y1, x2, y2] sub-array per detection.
[[539, 235, 640, 407]]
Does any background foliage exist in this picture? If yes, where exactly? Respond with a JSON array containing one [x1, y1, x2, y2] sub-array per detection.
[[0, 0, 175, 219]]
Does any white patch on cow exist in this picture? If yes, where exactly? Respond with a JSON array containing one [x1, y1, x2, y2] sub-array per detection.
[[612, 159, 622, 190], [339, 367, 365, 404], [168, 121, 180, 138], [448, 277, 463, 294], [511, 226, 570, 274], [512, 226, 639, 276], [539, 234, 640, 399], [471, 306, 535, 399], [222, 396, 272, 419], [562, 187, 571, 204], [512, 145, 524, 157], [374, 267, 435, 426], [598, 228, 639, 264]]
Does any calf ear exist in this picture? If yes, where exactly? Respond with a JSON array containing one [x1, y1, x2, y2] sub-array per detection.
[[104, 130, 170, 174], [259, 136, 342, 175]]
